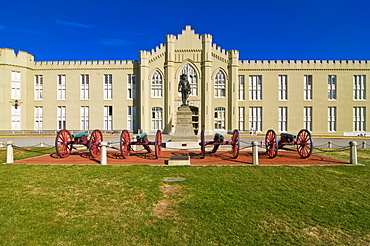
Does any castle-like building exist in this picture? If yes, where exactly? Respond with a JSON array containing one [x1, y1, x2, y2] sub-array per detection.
[[0, 26, 368, 135]]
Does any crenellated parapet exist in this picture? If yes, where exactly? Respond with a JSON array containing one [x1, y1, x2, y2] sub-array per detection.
[[239, 59, 370, 70], [34, 59, 136, 66], [0, 48, 34, 68], [1, 48, 137, 70], [146, 43, 166, 63], [33, 59, 137, 71]]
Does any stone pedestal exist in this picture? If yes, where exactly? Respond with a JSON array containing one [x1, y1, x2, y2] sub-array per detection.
[[171, 106, 198, 142], [168, 155, 191, 166]]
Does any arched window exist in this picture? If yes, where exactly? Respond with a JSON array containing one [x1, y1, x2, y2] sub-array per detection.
[[151, 107, 163, 130], [180, 64, 198, 96], [214, 71, 226, 98], [151, 71, 162, 98]]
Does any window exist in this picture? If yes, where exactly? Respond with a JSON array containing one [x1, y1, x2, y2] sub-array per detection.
[[328, 75, 337, 100], [214, 107, 225, 130], [127, 106, 136, 131], [128, 74, 136, 99], [80, 74, 89, 100], [152, 107, 163, 130], [249, 107, 262, 132], [353, 75, 366, 100], [104, 74, 112, 100], [279, 107, 287, 132], [34, 75, 43, 100], [57, 106, 66, 130], [11, 106, 21, 130], [11, 71, 21, 100], [238, 107, 245, 131], [104, 106, 113, 130], [304, 107, 312, 131], [249, 75, 262, 101], [278, 75, 288, 101], [151, 71, 162, 98], [80, 106, 89, 130], [57, 75, 66, 100], [328, 107, 336, 132], [238, 75, 245, 101], [34, 106, 43, 131], [180, 64, 198, 96], [353, 107, 366, 132], [304, 75, 312, 100], [214, 71, 226, 98]]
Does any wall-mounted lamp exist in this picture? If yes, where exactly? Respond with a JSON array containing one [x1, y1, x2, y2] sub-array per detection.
[[9, 99, 22, 109]]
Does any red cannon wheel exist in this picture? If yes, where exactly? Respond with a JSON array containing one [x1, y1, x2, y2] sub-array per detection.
[[231, 129, 240, 159], [154, 130, 162, 159], [89, 129, 103, 158], [296, 129, 313, 158], [265, 129, 278, 158], [120, 130, 131, 159], [55, 129, 72, 158], [200, 130, 206, 159]]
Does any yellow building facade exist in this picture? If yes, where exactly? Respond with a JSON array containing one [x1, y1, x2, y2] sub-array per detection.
[[0, 26, 369, 136]]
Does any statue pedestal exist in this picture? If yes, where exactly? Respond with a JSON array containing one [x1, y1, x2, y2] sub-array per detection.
[[167, 106, 198, 149]]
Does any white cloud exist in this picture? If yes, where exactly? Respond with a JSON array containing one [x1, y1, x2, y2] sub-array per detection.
[[55, 19, 95, 28], [98, 38, 132, 46]]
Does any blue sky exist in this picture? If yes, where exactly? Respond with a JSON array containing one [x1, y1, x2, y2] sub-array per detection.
[[1, 0, 369, 61]]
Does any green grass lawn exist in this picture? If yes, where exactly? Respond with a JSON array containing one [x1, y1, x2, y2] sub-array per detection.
[[0, 147, 369, 245]]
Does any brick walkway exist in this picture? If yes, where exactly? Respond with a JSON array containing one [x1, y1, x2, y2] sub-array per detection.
[[13, 150, 349, 166]]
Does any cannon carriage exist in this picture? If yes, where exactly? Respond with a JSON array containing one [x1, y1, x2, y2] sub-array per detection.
[[265, 129, 313, 158], [199, 129, 240, 159], [120, 130, 162, 159], [55, 129, 103, 158]]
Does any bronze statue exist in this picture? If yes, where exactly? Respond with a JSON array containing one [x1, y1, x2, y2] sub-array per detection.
[[178, 74, 191, 106]]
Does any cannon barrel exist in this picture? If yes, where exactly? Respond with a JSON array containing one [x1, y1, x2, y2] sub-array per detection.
[[280, 133, 296, 142], [213, 133, 224, 142], [136, 133, 148, 140], [72, 133, 88, 139]]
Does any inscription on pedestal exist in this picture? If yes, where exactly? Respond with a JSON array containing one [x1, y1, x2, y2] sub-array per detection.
[[170, 105, 198, 142]]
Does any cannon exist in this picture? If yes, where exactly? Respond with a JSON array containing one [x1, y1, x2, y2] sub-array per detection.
[[120, 130, 162, 159], [55, 129, 103, 158], [265, 129, 313, 158], [199, 129, 240, 159]]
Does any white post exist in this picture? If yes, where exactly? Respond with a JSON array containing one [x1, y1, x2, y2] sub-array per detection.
[[100, 141, 107, 165], [40, 142, 44, 147], [0, 142, 3, 147], [252, 141, 259, 165], [328, 141, 333, 149], [349, 141, 358, 165], [6, 141, 14, 164]]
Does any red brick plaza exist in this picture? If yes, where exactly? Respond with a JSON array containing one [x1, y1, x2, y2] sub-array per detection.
[[13, 150, 349, 166]]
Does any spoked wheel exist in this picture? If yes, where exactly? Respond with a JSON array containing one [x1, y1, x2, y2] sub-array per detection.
[[231, 129, 240, 159], [120, 130, 131, 159], [265, 129, 278, 158], [200, 130, 206, 159], [296, 129, 313, 158], [55, 129, 73, 158], [154, 130, 162, 159], [89, 129, 103, 158]]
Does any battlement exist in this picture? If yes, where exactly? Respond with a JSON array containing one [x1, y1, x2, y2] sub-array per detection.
[[240, 60, 369, 64], [0, 48, 34, 65], [34, 59, 136, 67], [150, 43, 165, 55], [212, 44, 226, 55], [166, 34, 177, 41], [239, 59, 370, 70]]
